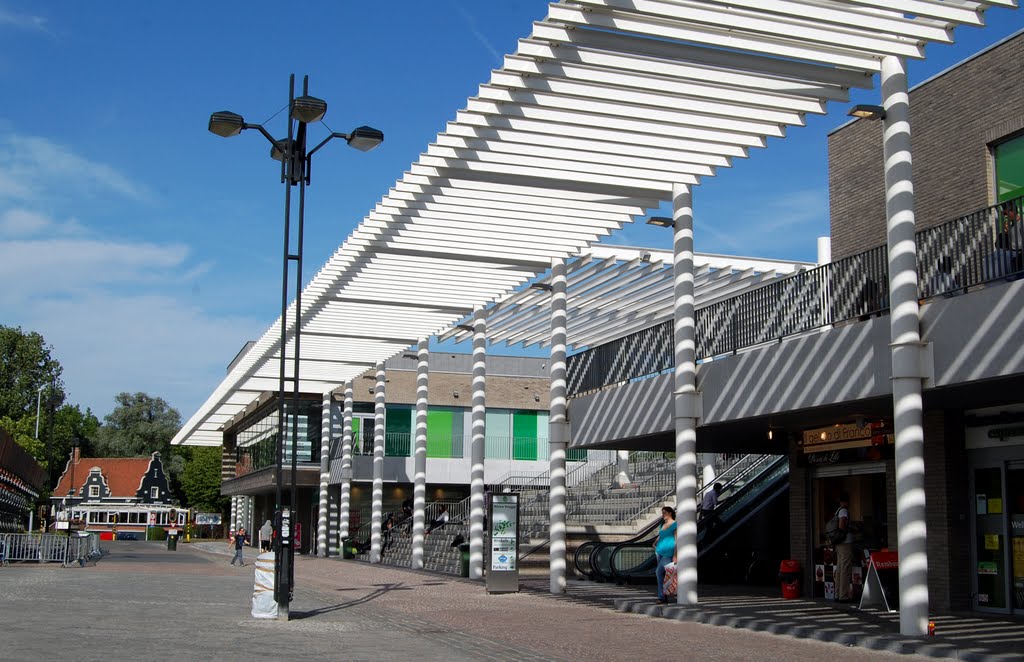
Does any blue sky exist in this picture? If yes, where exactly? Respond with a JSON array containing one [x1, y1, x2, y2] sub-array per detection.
[[1, 1, 1022, 420]]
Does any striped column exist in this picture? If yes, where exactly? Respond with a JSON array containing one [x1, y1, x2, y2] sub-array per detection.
[[469, 310, 487, 580], [316, 390, 332, 557], [412, 340, 429, 570], [370, 364, 386, 563], [338, 382, 354, 551], [548, 258, 569, 594], [672, 182, 700, 607]]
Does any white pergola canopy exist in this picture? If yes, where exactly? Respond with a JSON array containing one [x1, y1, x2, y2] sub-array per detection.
[[439, 246, 813, 348], [174, 0, 1017, 446]]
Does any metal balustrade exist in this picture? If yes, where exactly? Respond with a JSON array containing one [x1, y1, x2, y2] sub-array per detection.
[[1, 532, 101, 566], [568, 194, 1024, 397]]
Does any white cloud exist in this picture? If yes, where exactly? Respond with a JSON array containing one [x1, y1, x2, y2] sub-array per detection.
[[0, 8, 49, 33], [0, 237, 192, 303], [21, 292, 263, 419], [0, 134, 152, 206], [0, 208, 50, 235]]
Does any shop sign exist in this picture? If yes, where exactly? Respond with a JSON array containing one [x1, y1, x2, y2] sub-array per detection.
[[978, 561, 999, 576], [987, 425, 1024, 441], [859, 550, 899, 612], [195, 512, 222, 525], [802, 422, 893, 454], [486, 493, 519, 594]]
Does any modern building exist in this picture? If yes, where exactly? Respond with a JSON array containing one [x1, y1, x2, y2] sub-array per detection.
[[171, 0, 1021, 635], [0, 430, 47, 533], [51, 449, 184, 537], [220, 352, 562, 555], [563, 30, 1024, 617]]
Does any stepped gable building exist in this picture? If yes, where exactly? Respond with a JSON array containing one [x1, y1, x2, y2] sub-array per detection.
[[52, 449, 184, 535]]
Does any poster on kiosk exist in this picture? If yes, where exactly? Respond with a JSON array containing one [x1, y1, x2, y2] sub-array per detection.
[[487, 493, 519, 594]]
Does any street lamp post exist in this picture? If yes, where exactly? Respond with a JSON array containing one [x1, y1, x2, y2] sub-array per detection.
[[209, 75, 382, 621]]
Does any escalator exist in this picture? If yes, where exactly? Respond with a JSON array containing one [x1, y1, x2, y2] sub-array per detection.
[[574, 455, 789, 584]]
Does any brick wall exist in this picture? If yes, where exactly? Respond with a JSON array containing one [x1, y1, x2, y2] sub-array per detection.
[[787, 453, 809, 587], [350, 369, 550, 411], [829, 33, 1024, 259]]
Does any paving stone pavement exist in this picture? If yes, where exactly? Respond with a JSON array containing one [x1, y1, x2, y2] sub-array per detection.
[[0, 541, 968, 661]]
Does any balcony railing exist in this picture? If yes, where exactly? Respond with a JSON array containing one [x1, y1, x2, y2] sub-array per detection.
[[344, 433, 565, 461], [235, 435, 319, 478], [568, 194, 1024, 397]]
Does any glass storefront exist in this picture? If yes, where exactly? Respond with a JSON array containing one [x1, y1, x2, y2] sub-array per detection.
[[966, 404, 1024, 614]]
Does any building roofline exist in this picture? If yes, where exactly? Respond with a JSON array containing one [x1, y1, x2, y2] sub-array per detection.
[[829, 27, 1024, 137]]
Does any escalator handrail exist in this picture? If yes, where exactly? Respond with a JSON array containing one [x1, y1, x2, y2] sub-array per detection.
[[607, 456, 790, 580]]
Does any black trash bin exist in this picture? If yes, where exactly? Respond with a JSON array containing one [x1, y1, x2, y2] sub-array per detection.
[[458, 543, 470, 577], [167, 530, 179, 551]]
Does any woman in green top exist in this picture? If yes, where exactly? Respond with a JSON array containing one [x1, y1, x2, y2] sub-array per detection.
[[653, 506, 677, 603]]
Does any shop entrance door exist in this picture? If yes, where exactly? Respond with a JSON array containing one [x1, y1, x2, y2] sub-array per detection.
[[972, 466, 1008, 611], [1008, 463, 1024, 614]]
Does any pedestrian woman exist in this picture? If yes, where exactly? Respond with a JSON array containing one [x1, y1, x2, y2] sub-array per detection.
[[653, 506, 677, 604]]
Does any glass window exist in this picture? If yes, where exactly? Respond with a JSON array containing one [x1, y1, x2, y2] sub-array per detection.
[[996, 134, 1024, 203], [89, 485, 99, 498], [150, 487, 159, 499]]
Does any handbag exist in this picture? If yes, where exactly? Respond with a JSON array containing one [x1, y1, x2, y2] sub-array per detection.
[[825, 509, 846, 546], [663, 562, 678, 598]]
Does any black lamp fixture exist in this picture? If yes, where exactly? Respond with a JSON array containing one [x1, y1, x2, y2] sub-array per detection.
[[207, 74, 382, 622], [848, 104, 886, 121], [646, 216, 674, 228]]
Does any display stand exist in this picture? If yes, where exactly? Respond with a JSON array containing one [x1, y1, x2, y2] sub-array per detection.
[[486, 493, 519, 594], [858, 550, 899, 612]]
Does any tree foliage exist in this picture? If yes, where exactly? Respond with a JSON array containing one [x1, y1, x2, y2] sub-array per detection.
[[94, 392, 182, 459], [0, 325, 65, 421], [179, 446, 228, 513]]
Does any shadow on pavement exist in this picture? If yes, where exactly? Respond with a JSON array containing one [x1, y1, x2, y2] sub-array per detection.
[[290, 582, 413, 619]]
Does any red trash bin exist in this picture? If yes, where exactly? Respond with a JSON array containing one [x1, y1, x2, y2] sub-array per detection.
[[779, 560, 801, 599]]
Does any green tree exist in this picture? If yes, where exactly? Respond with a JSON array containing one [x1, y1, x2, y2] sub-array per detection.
[[0, 326, 65, 421], [94, 392, 186, 500], [94, 392, 182, 458], [0, 415, 46, 466], [179, 446, 228, 513]]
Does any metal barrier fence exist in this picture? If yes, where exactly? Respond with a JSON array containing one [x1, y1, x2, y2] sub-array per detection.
[[0, 532, 100, 566], [568, 194, 1024, 397]]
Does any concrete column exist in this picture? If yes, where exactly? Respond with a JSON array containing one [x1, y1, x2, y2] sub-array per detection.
[[230, 496, 238, 532], [817, 237, 832, 266], [882, 54, 929, 637], [370, 364, 386, 563], [672, 182, 700, 606], [548, 258, 569, 594], [338, 381, 354, 550], [412, 339, 429, 570], [316, 390, 332, 557], [615, 450, 631, 487], [700, 454, 715, 490], [469, 309, 487, 580]]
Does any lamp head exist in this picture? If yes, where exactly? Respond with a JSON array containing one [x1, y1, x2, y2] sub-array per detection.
[[270, 138, 292, 162], [208, 111, 245, 138], [646, 216, 673, 228], [346, 126, 384, 152], [291, 95, 328, 124]]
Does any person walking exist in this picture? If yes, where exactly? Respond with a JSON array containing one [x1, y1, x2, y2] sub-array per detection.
[[700, 482, 723, 541], [230, 527, 249, 566], [259, 519, 273, 552], [653, 506, 677, 604]]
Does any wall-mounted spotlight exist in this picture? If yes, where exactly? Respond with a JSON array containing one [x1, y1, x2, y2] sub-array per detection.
[[847, 104, 886, 121], [646, 216, 673, 228], [529, 283, 554, 291]]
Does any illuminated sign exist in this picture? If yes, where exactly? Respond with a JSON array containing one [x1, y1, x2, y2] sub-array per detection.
[[801, 422, 893, 453]]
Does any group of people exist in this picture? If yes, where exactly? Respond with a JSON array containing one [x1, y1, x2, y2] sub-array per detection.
[[227, 519, 275, 567]]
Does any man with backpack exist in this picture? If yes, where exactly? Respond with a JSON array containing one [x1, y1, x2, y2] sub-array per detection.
[[826, 492, 853, 603]]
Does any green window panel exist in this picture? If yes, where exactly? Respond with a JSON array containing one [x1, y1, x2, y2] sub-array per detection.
[[996, 135, 1024, 203], [427, 409, 454, 458], [486, 410, 511, 459], [567, 447, 588, 461], [512, 410, 538, 461], [385, 405, 412, 457], [351, 418, 361, 454]]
